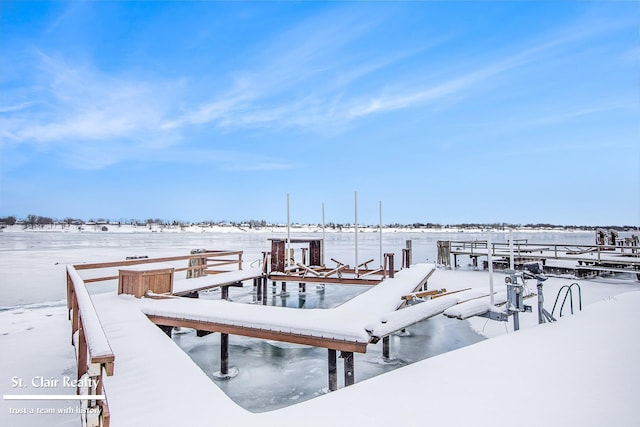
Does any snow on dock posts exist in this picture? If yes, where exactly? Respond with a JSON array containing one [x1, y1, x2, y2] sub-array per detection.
[[186, 248, 207, 278], [66, 265, 115, 427], [437, 240, 451, 267], [383, 253, 395, 278]]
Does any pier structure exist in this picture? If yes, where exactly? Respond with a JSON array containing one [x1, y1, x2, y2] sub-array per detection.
[[65, 235, 508, 426], [437, 237, 640, 279]]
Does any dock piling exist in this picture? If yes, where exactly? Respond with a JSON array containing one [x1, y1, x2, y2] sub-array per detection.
[[221, 333, 229, 376], [382, 336, 390, 360], [341, 351, 355, 387], [328, 349, 337, 392]]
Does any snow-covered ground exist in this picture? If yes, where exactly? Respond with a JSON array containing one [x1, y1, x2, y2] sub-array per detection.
[[1, 231, 639, 426]]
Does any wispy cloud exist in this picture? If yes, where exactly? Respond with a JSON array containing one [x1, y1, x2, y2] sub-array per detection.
[[161, 6, 632, 135], [2, 4, 635, 171]]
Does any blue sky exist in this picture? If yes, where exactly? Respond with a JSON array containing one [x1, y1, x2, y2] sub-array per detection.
[[1, 2, 638, 226]]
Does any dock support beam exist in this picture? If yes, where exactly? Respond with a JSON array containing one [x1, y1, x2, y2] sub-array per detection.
[[382, 336, 390, 360], [220, 333, 229, 376], [262, 277, 268, 305], [221, 286, 229, 301], [255, 278, 262, 300], [341, 351, 355, 387], [328, 349, 337, 392]]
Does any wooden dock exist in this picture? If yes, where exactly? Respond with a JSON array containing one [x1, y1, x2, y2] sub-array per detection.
[[437, 238, 640, 279], [65, 237, 438, 425]]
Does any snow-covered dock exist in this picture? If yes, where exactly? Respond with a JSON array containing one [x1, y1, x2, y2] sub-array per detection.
[[57, 235, 640, 427], [439, 238, 640, 278], [67, 246, 518, 427]]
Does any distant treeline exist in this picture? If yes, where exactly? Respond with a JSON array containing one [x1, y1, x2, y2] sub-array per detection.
[[1, 215, 637, 232]]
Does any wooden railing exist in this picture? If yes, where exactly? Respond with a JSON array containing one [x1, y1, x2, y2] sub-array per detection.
[[64, 249, 248, 425], [438, 239, 640, 270], [73, 250, 244, 283], [67, 265, 115, 427]]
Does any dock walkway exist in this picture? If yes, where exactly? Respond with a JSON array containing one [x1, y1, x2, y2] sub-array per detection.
[[172, 267, 264, 296], [439, 240, 640, 278]]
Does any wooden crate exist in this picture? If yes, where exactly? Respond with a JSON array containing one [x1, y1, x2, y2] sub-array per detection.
[[118, 263, 174, 298]]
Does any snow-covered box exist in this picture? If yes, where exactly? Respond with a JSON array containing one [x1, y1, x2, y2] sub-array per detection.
[[118, 263, 175, 298]]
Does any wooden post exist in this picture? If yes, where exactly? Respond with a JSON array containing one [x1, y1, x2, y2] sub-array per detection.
[[299, 283, 306, 293], [255, 278, 262, 300], [402, 249, 410, 269], [405, 240, 412, 266], [309, 240, 322, 266], [71, 294, 79, 345], [384, 253, 395, 278], [220, 333, 229, 376], [77, 318, 87, 394], [437, 240, 451, 267], [221, 286, 229, 300], [262, 277, 268, 306], [341, 351, 355, 386], [271, 240, 285, 273], [66, 271, 73, 320], [382, 336, 390, 360], [328, 349, 337, 392]]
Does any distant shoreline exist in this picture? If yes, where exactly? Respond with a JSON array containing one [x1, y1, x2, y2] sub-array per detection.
[[0, 223, 624, 235]]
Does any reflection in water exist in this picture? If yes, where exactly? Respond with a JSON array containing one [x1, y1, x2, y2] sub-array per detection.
[[173, 283, 485, 413]]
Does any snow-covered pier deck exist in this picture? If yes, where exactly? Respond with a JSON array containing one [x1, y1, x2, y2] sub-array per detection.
[[66, 242, 510, 426], [438, 239, 640, 279], [61, 236, 640, 427]]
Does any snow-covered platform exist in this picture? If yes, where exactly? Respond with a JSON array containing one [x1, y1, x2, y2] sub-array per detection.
[[172, 267, 264, 295], [63, 248, 640, 427], [73, 261, 512, 424]]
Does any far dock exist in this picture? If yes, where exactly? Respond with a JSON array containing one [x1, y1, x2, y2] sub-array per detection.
[[437, 232, 640, 279]]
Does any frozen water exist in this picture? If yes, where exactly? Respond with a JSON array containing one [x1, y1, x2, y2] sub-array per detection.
[[171, 281, 485, 412], [0, 229, 605, 413]]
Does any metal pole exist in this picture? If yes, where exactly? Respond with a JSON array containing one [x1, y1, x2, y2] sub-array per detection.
[[328, 349, 337, 392], [488, 230, 494, 306], [342, 351, 355, 387], [509, 229, 514, 271], [379, 201, 383, 268], [382, 336, 390, 360], [220, 333, 229, 375], [537, 282, 545, 324], [354, 191, 359, 276], [287, 193, 291, 268], [322, 202, 326, 266]]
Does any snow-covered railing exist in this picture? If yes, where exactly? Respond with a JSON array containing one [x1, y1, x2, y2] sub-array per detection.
[[67, 265, 115, 427], [73, 250, 246, 284]]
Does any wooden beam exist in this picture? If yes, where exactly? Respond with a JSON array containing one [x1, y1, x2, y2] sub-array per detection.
[[146, 315, 368, 353], [402, 288, 448, 301], [267, 274, 381, 286], [73, 251, 243, 271]]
